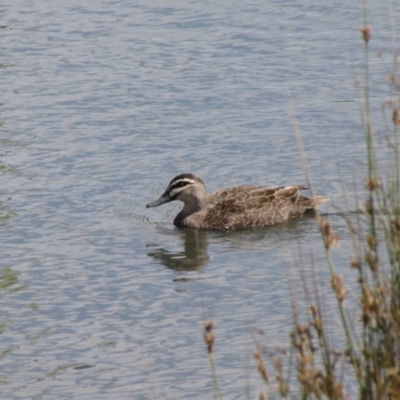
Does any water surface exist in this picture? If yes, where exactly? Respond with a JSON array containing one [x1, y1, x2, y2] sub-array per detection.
[[1, 1, 398, 398]]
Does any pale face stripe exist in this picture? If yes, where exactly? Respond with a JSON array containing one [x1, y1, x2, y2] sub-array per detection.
[[167, 178, 196, 197]]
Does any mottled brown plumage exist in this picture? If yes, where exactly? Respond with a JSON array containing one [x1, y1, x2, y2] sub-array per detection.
[[146, 173, 329, 230]]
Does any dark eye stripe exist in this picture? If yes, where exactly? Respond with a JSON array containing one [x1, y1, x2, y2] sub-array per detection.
[[172, 181, 190, 189]]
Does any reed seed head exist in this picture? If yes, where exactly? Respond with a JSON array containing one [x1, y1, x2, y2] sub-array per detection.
[[203, 320, 215, 354], [258, 390, 267, 400], [366, 178, 381, 191], [350, 254, 361, 269], [297, 323, 310, 335], [321, 218, 332, 236], [362, 285, 374, 325], [313, 318, 324, 335], [254, 350, 269, 383], [363, 285, 375, 308], [320, 219, 340, 249], [277, 376, 289, 396], [361, 26, 371, 42], [204, 320, 214, 331], [393, 108, 400, 125], [274, 355, 283, 372], [365, 250, 378, 272], [391, 218, 400, 232], [367, 235, 377, 249], [365, 199, 373, 215], [310, 305, 318, 317], [331, 274, 347, 303]]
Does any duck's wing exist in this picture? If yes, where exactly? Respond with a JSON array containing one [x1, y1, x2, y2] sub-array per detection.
[[204, 185, 327, 229], [209, 185, 305, 210], [203, 185, 305, 229]]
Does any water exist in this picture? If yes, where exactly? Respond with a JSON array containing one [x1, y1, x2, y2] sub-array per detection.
[[1, 1, 398, 398]]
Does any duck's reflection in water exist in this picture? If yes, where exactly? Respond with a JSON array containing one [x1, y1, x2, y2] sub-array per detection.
[[147, 229, 209, 272]]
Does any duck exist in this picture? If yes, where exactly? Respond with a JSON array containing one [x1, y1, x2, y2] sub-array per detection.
[[146, 173, 329, 230]]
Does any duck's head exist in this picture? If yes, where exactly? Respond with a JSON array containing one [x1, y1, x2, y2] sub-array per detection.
[[146, 173, 207, 208]]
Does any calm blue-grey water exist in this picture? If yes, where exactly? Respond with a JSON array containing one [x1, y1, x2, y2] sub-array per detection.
[[1, 1, 398, 398]]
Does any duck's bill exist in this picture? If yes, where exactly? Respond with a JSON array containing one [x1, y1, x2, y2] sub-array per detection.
[[146, 194, 171, 208]]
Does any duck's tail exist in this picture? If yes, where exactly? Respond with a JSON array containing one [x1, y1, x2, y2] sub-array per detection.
[[311, 196, 329, 208]]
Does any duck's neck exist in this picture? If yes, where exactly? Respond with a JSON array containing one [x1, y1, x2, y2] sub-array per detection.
[[174, 198, 208, 228]]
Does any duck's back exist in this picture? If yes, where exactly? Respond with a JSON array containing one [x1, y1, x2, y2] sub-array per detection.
[[200, 184, 326, 230]]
